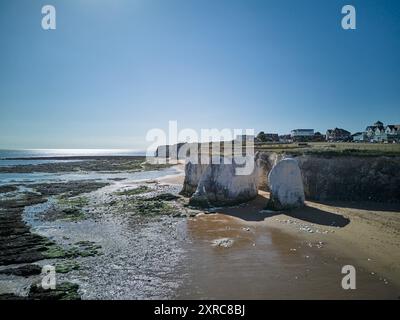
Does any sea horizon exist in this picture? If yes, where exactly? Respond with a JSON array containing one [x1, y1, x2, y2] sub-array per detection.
[[0, 148, 148, 159]]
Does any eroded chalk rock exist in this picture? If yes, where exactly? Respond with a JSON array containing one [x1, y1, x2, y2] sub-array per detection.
[[179, 158, 209, 197], [255, 152, 283, 191], [267, 158, 305, 210], [189, 157, 257, 207]]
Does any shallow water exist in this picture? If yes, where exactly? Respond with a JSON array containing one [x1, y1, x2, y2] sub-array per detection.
[[0, 149, 145, 159], [0, 167, 179, 186], [176, 214, 400, 299], [0, 149, 146, 169]]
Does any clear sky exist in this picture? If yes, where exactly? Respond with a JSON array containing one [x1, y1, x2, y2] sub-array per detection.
[[1, 0, 399, 149]]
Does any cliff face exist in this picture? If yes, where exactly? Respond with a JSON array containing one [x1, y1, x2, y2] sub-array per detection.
[[267, 158, 305, 210], [255, 152, 284, 191], [179, 159, 209, 197], [180, 156, 258, 207], [188, 158, 258, 207], [155, 143, 187, 159], [297, 155, 400, 202], [179, 150, 400, 205]]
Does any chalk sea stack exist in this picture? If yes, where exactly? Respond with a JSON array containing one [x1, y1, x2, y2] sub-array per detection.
[[267, 158, 305, 210], [186, 156, 258, 208]]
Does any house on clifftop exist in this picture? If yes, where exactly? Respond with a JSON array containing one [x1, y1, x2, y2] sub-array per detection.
[[326, 128, 351, 142], [364, 121, 400, 143]]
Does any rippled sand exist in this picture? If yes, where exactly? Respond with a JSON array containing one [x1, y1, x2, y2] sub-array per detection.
[[176, 193, 400, 299]]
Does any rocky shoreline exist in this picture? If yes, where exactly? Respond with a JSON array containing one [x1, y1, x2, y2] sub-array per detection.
[[1, 155, 399, 299], [0, 158, 190, 300], [0, 156, 171, 174], [0, 180, 111, 299]]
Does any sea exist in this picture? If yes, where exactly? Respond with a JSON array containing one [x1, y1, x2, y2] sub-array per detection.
[[0, 149, 146, 167], [0, 149, 174, 186]]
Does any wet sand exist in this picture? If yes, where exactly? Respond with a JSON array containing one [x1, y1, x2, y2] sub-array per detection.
[[175, 192, 400, 299], [157, 163, 185, 185], [1, 160, 399, 300]]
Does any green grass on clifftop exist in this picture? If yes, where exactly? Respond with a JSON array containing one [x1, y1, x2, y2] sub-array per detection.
[[254, 142, 400, 157]]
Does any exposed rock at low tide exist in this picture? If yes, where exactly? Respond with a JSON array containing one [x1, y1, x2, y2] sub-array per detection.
[[30, 181, 109, 197], [0, 264, 42, 277], [28, 282, 81, 300], [0, 194, 51, 266], [144, 193, 180, 201], [0, 185, 18, 194], [211, 238, 234, 248]]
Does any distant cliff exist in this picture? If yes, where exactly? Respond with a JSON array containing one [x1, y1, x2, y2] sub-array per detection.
[[155, 143, 187, 158]]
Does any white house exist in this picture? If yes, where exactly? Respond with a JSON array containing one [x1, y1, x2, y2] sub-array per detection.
[[363, 121, 400, 143], [352, 132, 366, 142], [290, 129, 314, 138]]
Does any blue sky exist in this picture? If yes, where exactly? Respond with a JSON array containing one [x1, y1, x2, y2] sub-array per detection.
[[1, 0, 399, 149]]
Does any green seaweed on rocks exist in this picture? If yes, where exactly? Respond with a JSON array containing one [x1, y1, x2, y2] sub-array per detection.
[[28, 282, 81, 300], [43, 244, 69, 259], [56, 195, 89, 207], [43, 241, 102, 259], [141, 161, 174, 171], [131, 199, 177, 216], [30, 181, 109, 197], [55, 261, 80, 273], [50, 195, 89, 221], [115, 185, 150, 196], [144, 193, 180, 201], [72, 240, 102, 257], [60, 208, 86, 221]]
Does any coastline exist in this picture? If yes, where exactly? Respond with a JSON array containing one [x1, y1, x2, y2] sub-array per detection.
[[0, 157, 399, 299]]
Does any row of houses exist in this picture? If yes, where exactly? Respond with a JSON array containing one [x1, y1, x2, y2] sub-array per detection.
[[252, 121, 400, 143], [352, 121, 400, 143]]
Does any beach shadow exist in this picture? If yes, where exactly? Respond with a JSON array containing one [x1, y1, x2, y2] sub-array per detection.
[[218, 193, 350, 227], [221, 207, 275, 222], [217, 194, 271, 222], [311, 200, 400, 213], [287, 206, 350, 227]]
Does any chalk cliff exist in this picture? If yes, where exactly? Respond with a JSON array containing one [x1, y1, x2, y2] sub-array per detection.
[[179, 157, 209, 197], [188, 156, 258, 207], [255, 151, 283, 191], [297, 155, 400, 202], [173, 146, 400, 205], [267, 158, 305, 210]]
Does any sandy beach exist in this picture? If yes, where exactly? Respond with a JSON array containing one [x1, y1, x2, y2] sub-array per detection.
[[154, 162, 400, 299], [1, 159, 399, 300], [174, 185, 400, 299]]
